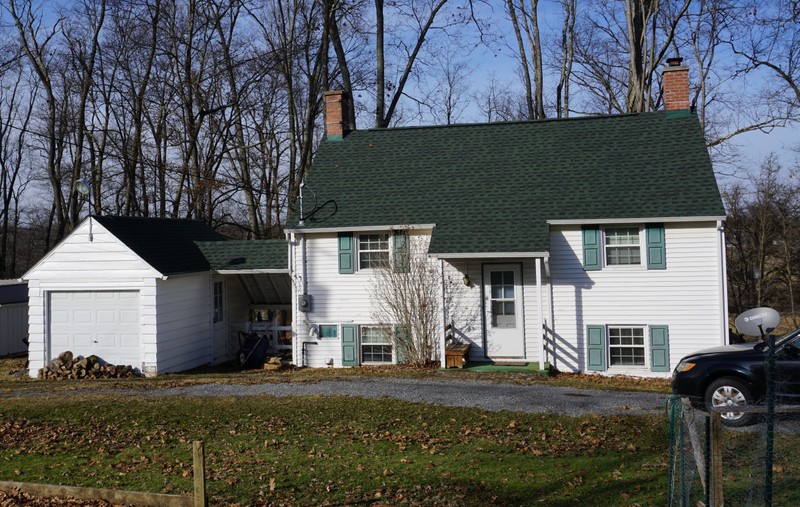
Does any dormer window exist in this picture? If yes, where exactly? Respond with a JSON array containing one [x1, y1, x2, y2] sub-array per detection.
[[604, 227, 641, 266]]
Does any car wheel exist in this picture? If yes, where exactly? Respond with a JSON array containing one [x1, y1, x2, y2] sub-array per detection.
[[704, 377, 755, 427]]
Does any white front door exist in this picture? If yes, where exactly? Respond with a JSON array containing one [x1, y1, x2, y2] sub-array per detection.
[[483, 264, 525, 359]]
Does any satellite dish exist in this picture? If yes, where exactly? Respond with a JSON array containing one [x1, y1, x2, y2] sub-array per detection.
[[734, 307, 780, 337], [74, 179, 90, 196]]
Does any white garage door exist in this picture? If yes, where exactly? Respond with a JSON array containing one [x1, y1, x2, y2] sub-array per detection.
[[48, 291, 140, 366]]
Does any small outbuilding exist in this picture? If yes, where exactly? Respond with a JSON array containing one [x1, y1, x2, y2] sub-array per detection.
[[0, 280, 29, 358]]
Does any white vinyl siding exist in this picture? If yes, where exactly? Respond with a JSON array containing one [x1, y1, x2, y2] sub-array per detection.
[[294, 230, 436, 367], [155, 273, 213, 373], [550, 222, 725, 375]]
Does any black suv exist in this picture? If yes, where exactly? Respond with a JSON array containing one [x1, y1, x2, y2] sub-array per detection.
[[671, 329, 800, 426]]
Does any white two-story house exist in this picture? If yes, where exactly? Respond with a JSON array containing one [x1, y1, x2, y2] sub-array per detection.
[[287, 58, 727, 376]]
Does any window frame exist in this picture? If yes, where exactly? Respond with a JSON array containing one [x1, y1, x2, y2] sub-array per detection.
[[607, 325, 647, 369], [359, 325, 393, 364], [212, 280, 224, 323], [602, 226, 644, 268], [358, 233, 390, 270]]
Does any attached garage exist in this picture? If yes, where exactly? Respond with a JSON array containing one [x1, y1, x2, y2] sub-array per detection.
[[24, 215, 291, 378], [48, 291, 140, 366]]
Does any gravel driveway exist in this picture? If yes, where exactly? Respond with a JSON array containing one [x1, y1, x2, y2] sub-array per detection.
[[142, 377, 670, 416]]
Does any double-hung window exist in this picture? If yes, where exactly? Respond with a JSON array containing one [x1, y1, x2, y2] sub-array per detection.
[[604, 227, 641, 266], [608, 326, 646, 367], [359, 234, 389, 269], [360, 326, 392, 363]]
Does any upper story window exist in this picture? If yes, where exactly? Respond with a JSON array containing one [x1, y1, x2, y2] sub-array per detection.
[[582, 224, 665, 271], [359, 234, 389, 269], [604, 227, 641, 266]]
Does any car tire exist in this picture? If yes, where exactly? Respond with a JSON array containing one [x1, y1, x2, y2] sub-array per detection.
[[704, 377, 755, 427]]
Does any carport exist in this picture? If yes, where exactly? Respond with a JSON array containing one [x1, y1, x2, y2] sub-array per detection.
[[197, 240, 293, 363]]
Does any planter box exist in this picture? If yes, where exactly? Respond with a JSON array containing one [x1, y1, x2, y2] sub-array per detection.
[[445, 343, 470, 369]]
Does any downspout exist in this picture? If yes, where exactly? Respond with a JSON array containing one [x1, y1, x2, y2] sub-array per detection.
[[439, 258, 447, 368], [298, 233, 309, 365], [544, 257, 555, 370], [718, 220, 729, 345]]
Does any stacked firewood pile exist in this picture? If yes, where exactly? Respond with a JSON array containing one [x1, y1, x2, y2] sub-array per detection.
[[38, 351, 141, 380]]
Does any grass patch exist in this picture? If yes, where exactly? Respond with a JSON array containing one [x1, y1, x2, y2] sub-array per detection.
[[0, 357, 672, 395], [0, 393, 670, 506]]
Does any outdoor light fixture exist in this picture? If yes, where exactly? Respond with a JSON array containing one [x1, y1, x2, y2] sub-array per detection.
[[462, 274, 471, 286], [74, 179, 90, 197], [74, 178, 93, 242]]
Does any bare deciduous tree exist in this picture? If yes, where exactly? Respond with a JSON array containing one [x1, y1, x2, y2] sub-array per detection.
[[370, 234, 441, 366]]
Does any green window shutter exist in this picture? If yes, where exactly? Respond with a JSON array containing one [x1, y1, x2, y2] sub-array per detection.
[[338, 232, 355, 274], [393, 232, 409, 273], [394, 324, 410, 364], [341, 324, 358, 366], [586, 325, 606, 371], [649, 325, 670, 372], [582, 226, 601, 271], [646, 224, 666, 270]]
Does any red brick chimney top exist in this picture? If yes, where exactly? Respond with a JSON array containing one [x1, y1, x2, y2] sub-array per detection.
[[662, 57, 690, 114], [324, 90, 351, 141]]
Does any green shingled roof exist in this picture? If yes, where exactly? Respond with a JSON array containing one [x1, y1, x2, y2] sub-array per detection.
[[94, 215, 225, 275], [292, 111, 725, 254], [94, 216, 290, 274], [196, 240, 288, 271]]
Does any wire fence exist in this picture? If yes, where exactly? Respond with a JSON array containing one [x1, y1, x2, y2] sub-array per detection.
[[667, 396, 800, 506]]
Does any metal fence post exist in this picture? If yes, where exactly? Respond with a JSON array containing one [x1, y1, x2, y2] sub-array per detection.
[[710, 413, 724, 507]]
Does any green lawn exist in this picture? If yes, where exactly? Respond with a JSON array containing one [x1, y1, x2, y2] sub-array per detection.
[[0, 393, 670, 506]]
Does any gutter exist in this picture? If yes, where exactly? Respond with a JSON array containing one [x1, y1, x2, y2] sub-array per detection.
[[284, 223, 436, 234], [546, 216, 726, 225]]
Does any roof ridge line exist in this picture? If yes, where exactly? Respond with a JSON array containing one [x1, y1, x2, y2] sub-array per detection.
[[364, 111, 659, 133]]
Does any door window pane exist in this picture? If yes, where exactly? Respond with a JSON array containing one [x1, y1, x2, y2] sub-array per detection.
[[490, 270, 516, 328]]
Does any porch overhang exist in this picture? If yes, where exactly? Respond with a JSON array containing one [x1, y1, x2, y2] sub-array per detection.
[[429, 251, 549, 259]]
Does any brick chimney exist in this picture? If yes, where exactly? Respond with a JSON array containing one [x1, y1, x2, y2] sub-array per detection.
[[323, 90, 351, 141], [661, 57, 690, 116]]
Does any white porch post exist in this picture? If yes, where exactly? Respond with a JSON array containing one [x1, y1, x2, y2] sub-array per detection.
[[439, 259, 447, 368], [536, 257, 545, 367]]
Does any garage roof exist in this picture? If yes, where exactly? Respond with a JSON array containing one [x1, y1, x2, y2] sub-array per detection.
[[94, 216, 226, 276]]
